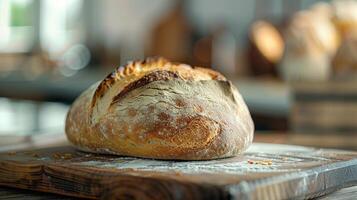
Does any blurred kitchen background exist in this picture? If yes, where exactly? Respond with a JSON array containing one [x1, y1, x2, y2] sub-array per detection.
[[1, 0, 357, 151]]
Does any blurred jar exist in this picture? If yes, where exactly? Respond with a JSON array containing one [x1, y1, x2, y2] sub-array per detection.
[[332, 33, 357, 79], [247, 20, 284, 77], [279, 7, 340, 82]]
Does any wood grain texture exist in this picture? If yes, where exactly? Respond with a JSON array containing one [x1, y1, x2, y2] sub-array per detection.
[[292, 101, 357, 132], [291, 81, 357, 137], [0, 187, 75, 200], [0, 143, 357, 200]]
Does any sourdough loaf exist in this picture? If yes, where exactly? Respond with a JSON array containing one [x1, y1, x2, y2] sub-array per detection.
[[65, 57, 254, 160]]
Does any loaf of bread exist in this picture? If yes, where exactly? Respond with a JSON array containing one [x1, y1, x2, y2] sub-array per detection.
[[65, 57, 254, 160], [279, 9, 338, 81]]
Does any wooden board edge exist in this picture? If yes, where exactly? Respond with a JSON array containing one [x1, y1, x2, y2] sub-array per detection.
[[0, 159, 229, 200], [226, 159, 357, 199]]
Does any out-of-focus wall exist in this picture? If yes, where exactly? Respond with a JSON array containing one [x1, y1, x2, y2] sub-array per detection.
[[83, 0, 329, 63]]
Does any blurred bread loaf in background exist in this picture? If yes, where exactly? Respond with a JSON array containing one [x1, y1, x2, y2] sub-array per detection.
[[279, 2, 342, 81], [247, 0, 357, 81]]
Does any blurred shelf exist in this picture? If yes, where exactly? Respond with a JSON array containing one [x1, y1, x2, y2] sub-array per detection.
[[233, 78, 290, 117], [254, 131, 357, 151], [2, 71, 291, 117], [0, 69, 108, 103], [0, 132, 68, 152]]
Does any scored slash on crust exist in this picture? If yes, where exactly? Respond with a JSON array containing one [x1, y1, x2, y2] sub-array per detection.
[[110, 70, 182, 106], [89, 57, 225, 125], [90, 57, 170, 110]]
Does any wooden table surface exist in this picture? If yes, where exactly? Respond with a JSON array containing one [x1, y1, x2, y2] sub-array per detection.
[[1, 143, 357, 199], [1, 132, 356, 199]]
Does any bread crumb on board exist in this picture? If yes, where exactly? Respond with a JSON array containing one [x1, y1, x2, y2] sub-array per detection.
[[247, 159, 273, 165], [52, 153, 74, 160]]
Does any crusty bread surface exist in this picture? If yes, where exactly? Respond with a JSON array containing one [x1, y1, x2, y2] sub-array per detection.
[[65, 57, 254, 160]]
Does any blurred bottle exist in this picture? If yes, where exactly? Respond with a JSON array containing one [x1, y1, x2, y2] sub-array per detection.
[[147, 0, 192, 63], [192, 31, 213, 68], [212, 25, 237, 76], [247, 21, 284, 77], [332, 33, 357, 79], [246, 0, 287, 77]]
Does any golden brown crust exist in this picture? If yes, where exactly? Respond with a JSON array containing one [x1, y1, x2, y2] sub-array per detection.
[[111, 70, 182, 106], [66, 58, 254, 160], [89, 57, 225, 125], [91, 57, 224, 110]]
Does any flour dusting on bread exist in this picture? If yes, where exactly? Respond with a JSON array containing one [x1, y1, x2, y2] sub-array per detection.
[[66, 57, 254, 160]]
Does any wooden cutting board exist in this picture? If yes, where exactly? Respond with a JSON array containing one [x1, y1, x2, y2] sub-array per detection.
[[0, 143, 357, 200]]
